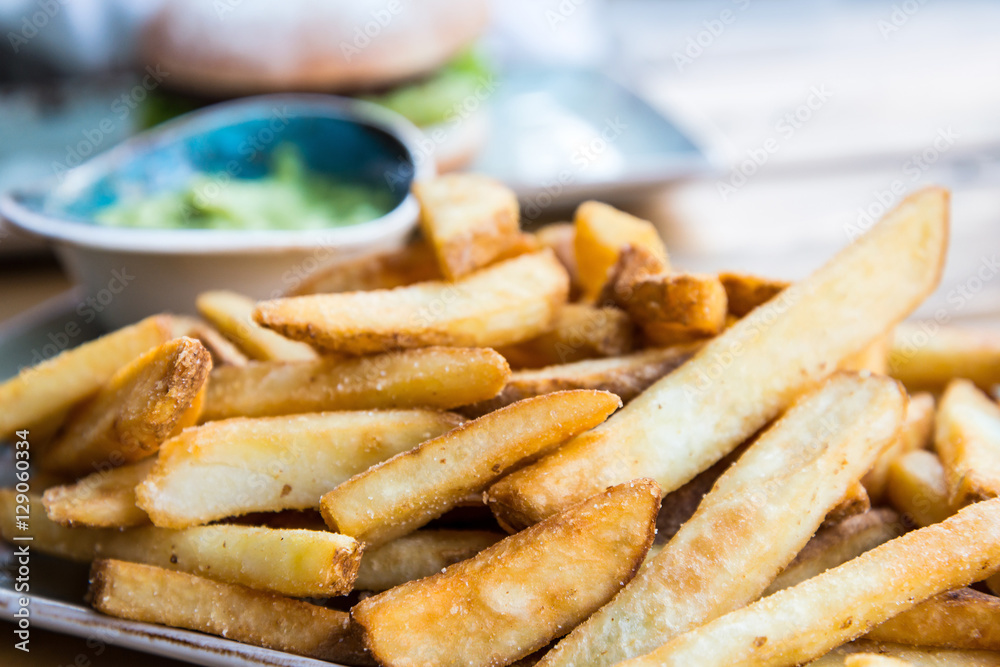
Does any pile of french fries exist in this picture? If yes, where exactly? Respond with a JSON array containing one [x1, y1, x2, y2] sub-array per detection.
[[4, 174, 1000, 667]]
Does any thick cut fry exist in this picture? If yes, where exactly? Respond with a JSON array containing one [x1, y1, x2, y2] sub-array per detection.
[[43, 459, 154, 528], [44, 337, 212, 477], [813, 640, 1000, 666], [170, 314, 248, 367], [196, 290, 318, 361], [487, 188, 948, 528], [352, 479, 660, 667], [863, 393, 936, 503], [288, 240, 441, 296], [765, 509, 905, 595], [88, 560, 372, 664], [200, 347, 509, 421], [889, 323, 1000, 393], [627, 272, 729, 346], [886, 450, 958, 527], [497, 304, 634, 368], [0, 490, 359, 597], [865, 588, 1000, 650], [0, 315, 172, 440], [574, 201, 669, 301], [355, 530, 503, 591], [414, 173, 522, 280], [321, 390, 621, 546], [935, 379, 1000, 505], [137, 410, 463, 528], [845, 656, 914, 667], [254, 251, 569, 355], [718, 272, 791, 317], [597, 244, 668, 309], [460, 344, 700, 418], [536, 223, 580, 296], [614, 497, 1000, 667], [539, 373, 905, 667]]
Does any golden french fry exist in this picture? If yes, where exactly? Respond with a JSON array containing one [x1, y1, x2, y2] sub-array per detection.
[[627, 272, 729, 347], [43, 337, 212, 477], [196, 290, 318, 361], [0, 315, 172, 440], [889, 323, 1000, 393], [487, 188, 948, 529], [813, 640, 1000, 666], [321, 390, 621, 546], [574, 201, 669, 301], [288, 240, 441, 296], [43, 459, 154, 528], [497, 304, 635, 368], [862, 393, 936, 503], [614, 497, 1000, 667], [865, 588, 1000, 650], [355, 530, 503, 591], [596, 244, 668, 309], [935, 379, 1000, 505], [88, 560, 372, 664], [254, 251, 569, 355], [536, 223, 580, 297], [170, 314, 248, 367], [0, 490, 359, 597], [539, 373, 905, 667], [718, 272, 791, 318], [765, 509, 905, 595], [199, 347, 509, 421], [844, 655, 914, 667], [352, 479, 660, 667], [414, 173, 522, 280], [137, 410, 463, 528], [886, 450, 957, 527]]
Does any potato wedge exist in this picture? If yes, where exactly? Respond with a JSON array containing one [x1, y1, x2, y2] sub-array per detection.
[[196, 290, 318, 361], [886, 450, 957, 527], [355, 530, 503, 591], [614, 496, 1000, 667], [88, 560, 372, 664], [0, 314, 172, 441], [44, 337, 212, 477], [414, 173, 522, 280], [288, 240, 441, 296], [866, 588, 1000, 650], [0, 490, 359, 597], [862, 393, 935, 503], [574, 201, 669, 301], [321, 390, 621, 546], [889, 323, 1000, 393], [488, 188, 948, 528], [718, 272, 791, 317], [813, 640, 1000, 666], [137, 410, 463, 528], [254, 251, 569, 354], [461, 344, 700, 418], [170, 314, 248, 367], [935, 379, 1000, 505], [539, 373, 905, 667], [352, 479, 660, 667], [627, 272, 729, 346], [200, 347, 509, 421], [497, 304, 634, 368], [43, 458, 154, 528]]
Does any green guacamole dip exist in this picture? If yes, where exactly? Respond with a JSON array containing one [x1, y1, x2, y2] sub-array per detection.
[[96, 145, 394, 231]]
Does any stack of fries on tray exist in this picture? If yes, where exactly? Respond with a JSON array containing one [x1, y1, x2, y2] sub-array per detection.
[[4, 174, 1000, 667]]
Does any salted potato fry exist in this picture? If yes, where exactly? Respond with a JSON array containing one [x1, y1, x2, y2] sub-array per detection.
[[44, 337, 212, 477], [845, 655, 913, 667], [461, 344, 700, 418], [574, 201, 669, 301], [196, 290, 317, 361], [43, 459, 154, 528], [935, 379, 1000, 505], [414, 173, 522, 280], [863, 393, 935, 503], [718, 272, 791, 317], [0, 314, 172, 441], [765, 509, 905, 595], [321, 390, 621, 546], [170, 314, 248, 367], [289, 240, 441, 296], [889, 323, 1000, 393], [355, 530, 503, 591], [540, 373, 905, 667], [865, 588, 1000, 650], [137, 410, 463, 528], [627, 272, 729, 346], [488, 188, 948, 528], [813, 640, 1000, 666], [254, 251, 569, 355], [88, 560, 371, 664], [200, 347, 509, 421], [0, 490, 359, 597], [536, 223, 580, 296], [352, 479, 660, 667], [497, 304, 634, 368], [886, 450, 958, 527], [614, 497, 1000, 667]]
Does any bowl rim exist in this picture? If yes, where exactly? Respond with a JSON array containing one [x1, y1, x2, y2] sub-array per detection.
[[0, 94, 434, 255]]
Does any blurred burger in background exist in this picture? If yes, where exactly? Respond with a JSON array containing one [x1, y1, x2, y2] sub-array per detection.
[[139, 0, 492, 171]]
